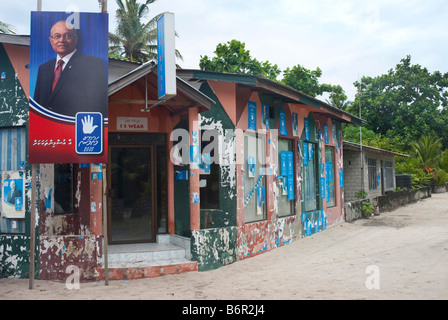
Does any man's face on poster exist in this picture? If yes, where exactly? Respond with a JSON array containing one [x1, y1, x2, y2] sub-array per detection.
[[49, 21, 78, 58]]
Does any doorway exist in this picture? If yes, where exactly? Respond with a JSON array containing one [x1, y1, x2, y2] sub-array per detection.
[[108, 145, 158, 244]]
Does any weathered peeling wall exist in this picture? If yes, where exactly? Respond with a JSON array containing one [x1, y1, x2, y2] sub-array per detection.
[[39, 235, 102, 281], [0, 235, 35, 278], [191, 227, 237, 272], [37, 164, 103, 281], [237, 216, 300, 260]]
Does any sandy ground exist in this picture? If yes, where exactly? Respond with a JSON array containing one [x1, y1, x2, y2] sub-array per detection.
[[1, 193, 448, 301]]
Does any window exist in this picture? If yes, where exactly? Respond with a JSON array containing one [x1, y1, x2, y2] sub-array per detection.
[[54, 164, 75, 214], [384, 161, 394, 190], [278, 139, 295, 217], [303, 141, 317, 212], [325, 147, 335, 207], [244, 132, 266, 223], [367, 158, 377, 190]]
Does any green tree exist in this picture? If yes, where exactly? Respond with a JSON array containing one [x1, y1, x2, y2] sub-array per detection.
[[280, 64, 333, 98], [348, 55, 448, 146], [326, 84, 352, 111], [109, 0, 182, 64], [199, 40, 281, 81]]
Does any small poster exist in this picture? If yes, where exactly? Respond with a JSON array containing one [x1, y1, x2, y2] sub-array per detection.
[[303, 142, 308, 166], [256, 186, 265, 216], [320, 177, 326, 199], [339, 169, 344, 188], [324, 124, 329, 144], [304, 117, 310, 140], [248, 156, 256, 178], [175, 170, 188, 181], [261, 104, 269, 130], [248, 101, 257, 131], [1, 171, 25, 219], [200, 153, 211, 175], [192, 192, 200, 204], [279, 110, 287, 136], [292, 113, 299, 136], [190, 145, 200, 169]]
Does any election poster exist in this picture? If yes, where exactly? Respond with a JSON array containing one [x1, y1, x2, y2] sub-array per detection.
[[29, 11, 109, 163], [1, 171, 25, 219]]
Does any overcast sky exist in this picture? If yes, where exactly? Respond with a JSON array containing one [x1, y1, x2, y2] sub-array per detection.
[[2, 0, 448, 101]]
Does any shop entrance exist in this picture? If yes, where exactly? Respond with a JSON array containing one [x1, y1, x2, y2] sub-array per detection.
[[108, 135, 168, 244]]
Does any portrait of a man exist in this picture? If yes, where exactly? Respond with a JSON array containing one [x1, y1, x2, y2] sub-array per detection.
[[33, 20, 107, 117]]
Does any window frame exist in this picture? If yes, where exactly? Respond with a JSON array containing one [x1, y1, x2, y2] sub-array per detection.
[[243, 132, 267, 223]]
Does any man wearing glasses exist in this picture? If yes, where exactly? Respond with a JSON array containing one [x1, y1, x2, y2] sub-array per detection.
[[33, 20, 107, 117]]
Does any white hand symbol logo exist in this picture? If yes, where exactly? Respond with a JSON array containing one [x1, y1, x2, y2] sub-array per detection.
[[81, 115, 98, 134]]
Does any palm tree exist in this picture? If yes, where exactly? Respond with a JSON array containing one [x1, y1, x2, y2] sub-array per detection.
[[109, 0, 182, 64], [0, 21, 16, 34], [411, 134, 442, 174]]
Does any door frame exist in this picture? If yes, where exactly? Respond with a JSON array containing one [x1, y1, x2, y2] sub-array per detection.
[[107, 143, 157, 244]]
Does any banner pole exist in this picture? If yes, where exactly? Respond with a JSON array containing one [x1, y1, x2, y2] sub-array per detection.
[[29, 164, 36, 290], [102, 164, 109, 285]]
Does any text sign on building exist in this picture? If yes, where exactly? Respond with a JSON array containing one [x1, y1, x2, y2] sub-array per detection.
[[157, 12, 176, 100], [117, 117, 148, 131]]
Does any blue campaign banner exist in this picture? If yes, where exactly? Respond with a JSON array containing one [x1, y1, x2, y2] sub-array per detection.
[[326, 161, 333, 182], [303, 142, 308, 165], [340, 168, 344, 188], [75, 112, 103, 155], [320, 177, 326, 199], [304, 117, 310, 140], [287, 152, 294, 177], [321, 209, 327, 230], [261, 104, 269, 130], [279, 110, 287, 135], [280, 151, 288, 177], [287, 151, 294, 200], [292, 113, 298, 136], [324, 124, 329, 144], [248, 101, 257, 131]]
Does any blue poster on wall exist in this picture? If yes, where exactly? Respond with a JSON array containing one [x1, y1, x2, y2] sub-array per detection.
[[280, 151, 288, 177], [261, 104, 269, 130], [303, 142, 308, 165], [321, 209, 327, 230], [304, 117, 310, 140], [324, 124, 329, 144], [279, 110, 287, 135], [340, 168, 344, 188], [292, 113, 299, 136], [287, 151, 294, 200], [326, 162, 333, 182], [320, 177, 326, 199], [248, 101, 257, 131]]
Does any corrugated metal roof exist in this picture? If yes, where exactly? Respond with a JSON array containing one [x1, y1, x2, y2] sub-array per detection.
[[343, 140, 409, 158]]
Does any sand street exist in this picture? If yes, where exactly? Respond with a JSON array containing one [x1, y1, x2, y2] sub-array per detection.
[[1, 192, 447, 300]]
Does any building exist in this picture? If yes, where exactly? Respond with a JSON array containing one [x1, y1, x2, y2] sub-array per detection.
[[1, 34, 363, 281], [342, 140, 409, 201]]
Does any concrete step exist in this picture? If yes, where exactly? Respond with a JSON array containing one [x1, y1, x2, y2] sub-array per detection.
[[97, 235, 196, 281]]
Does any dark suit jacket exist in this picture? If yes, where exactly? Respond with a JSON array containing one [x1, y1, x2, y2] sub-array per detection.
[[6, 188, 22, 205], [33, 51, 108, 117]]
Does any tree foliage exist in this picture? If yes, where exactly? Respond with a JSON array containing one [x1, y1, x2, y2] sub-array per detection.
[[109, 0, 182, 64], [347, 55, 448, 147], [199, 40, 281, 81], [280, 64, 333, 98]]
